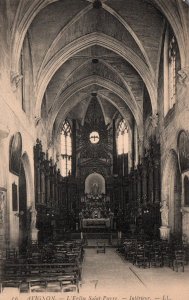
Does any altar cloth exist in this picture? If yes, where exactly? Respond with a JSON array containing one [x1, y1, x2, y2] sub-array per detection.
[[82, 218, 110, 228]]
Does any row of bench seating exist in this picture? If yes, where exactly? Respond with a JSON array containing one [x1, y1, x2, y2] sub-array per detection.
[[0, 239, 84, 293], [117, 238, 188, 271]]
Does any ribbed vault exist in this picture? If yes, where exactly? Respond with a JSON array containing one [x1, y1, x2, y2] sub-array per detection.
[[9, 0, 188, 144]]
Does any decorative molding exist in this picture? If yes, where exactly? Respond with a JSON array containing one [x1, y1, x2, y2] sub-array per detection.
[[177, 68, 189, 110], [47, 139, 53, 149], [178, 67, 189, 85], [181, 206, 189, 216], [10, 71, 23, 91], [144, 114, 159, 150], [150, 113, 159, 128], [159, 226, 170, 241], [34, 116, 41, 127]]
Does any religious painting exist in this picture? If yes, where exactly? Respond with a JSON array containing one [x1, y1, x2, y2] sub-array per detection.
[[178, 130, 189, 173], [12, 182, 18, 211], [9, 132, 22, 176], [184, 175, 189, 206]]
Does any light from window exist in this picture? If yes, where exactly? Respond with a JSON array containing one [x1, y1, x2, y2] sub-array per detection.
[[60, 120, 72, 177], [164, 29, 177, 116], [90, 131, 100, 144], [168, 35, 176, 109], [117, 119, 128, 155]]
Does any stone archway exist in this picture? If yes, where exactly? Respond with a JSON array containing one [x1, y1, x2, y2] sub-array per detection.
[[162, 150, 182, 239]]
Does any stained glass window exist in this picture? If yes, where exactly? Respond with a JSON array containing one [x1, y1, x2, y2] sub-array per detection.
[[164, 27, 177, 116], [168, 35, 176, 109], [60, 120, 72, 177], [117, 119, 128, 155], [90, 131, 100, 144]]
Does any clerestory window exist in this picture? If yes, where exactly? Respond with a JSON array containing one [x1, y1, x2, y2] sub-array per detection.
[[164, 26, 179, 117]]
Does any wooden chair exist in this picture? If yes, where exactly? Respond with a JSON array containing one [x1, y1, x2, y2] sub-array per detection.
[[29, 279, 46, 292], [45, 279, 62, 293], [134, 249, 150, 268], [1, 279, 22, 293], [150, 250, 163, 267], [6, 248, 18, 261], [19, 281, 30, 293], [96, 242, 106, 254], [173, 250, 185, 272], [161, 247, 173, 268], [62, 284, 78, 293], [58, 273, 79, 292]]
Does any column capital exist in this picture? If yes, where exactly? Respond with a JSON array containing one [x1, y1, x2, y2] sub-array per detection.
[[10, 71, 23, 91], [178, 67, 189, 86]]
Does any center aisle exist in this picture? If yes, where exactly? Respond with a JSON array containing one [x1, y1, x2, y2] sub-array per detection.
[[80, 247, 189, 300], [80, 247, 146, 296]]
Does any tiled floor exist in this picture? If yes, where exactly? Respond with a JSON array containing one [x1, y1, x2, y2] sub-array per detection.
[[80, 248, 189, 300]]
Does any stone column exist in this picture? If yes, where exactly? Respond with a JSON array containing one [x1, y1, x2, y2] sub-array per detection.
[[142, 161, 147, 206], [181, 207, 189, 242], [0, 123, 9, 253], [0, 190, 6, 259]]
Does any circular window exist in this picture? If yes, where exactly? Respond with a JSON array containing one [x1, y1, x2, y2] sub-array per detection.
[[90, 131, 100, 144]]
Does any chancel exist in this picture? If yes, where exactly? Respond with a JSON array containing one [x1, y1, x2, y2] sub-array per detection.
[[0, 0, 189, 297]]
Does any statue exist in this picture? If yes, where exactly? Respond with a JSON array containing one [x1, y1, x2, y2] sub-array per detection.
[[160, 200, 169, 227], [30, 205, 37, 228], [91, 182, 100, 196], [177, 68, 189, 104]]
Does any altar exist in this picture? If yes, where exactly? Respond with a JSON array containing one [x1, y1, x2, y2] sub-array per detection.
[[79, 192, 113, 230], [79, 175, 114, 230], [82, 218, 110, 229]]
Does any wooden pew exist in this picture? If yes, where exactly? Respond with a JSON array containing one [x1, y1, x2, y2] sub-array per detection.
[[1, 261, 81, 293]]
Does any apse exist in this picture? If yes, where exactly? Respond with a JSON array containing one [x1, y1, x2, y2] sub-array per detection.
[[85, 172, 106, 195]]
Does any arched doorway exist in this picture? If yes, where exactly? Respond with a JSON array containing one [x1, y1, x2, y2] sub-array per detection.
[[18, 161, 28, 251], [162, 150, 182, 238]]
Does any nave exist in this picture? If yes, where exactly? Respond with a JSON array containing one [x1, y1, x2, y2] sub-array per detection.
[[2, 240, 189, 300], [0, 1, 189, 298]]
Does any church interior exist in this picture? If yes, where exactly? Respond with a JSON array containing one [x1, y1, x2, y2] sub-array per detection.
[[0, 0, 189, 297]]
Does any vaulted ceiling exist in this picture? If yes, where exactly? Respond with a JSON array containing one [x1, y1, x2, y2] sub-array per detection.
[[9, 0, 188, 140]]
